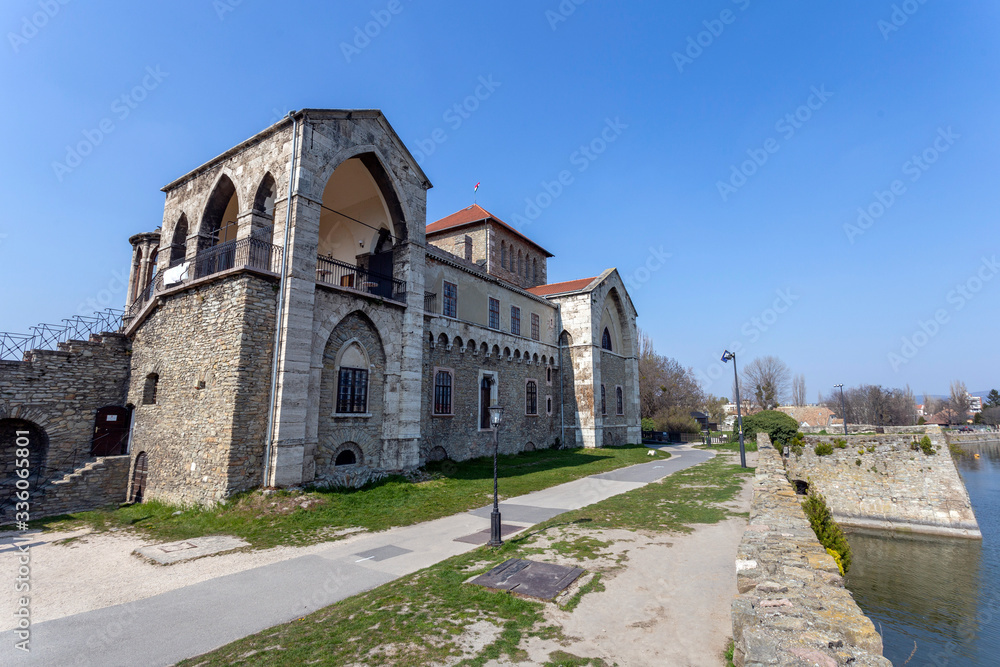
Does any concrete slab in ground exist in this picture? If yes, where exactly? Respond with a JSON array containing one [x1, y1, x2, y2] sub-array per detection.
[[472, 558, 584, 600], [134, 536, 249, 564], [454, 524, 527, 545], [353, 545, 411, 562]]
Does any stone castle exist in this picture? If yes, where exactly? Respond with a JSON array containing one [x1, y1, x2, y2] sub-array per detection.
[[0, 109, 640, 514]]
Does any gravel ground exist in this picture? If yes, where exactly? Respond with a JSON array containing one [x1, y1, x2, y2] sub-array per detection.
[[0, 527, 355, 632]]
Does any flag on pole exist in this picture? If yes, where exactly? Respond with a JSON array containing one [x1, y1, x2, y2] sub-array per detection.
[[474, 182, 480, 193]]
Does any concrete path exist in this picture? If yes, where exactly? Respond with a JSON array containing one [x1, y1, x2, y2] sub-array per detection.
[[4, 445, 713, 666]]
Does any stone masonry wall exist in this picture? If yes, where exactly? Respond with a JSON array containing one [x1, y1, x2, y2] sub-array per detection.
[[1, 333, 131, 497], [784, 434, 980, 538], [127, 274, 276, 506], [732, 434, 890, 667], [421, 318, 559, 463], [32, 455, 131, 519]]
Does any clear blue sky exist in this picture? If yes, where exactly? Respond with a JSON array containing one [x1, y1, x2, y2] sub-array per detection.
[[2, 1, 997, 401]]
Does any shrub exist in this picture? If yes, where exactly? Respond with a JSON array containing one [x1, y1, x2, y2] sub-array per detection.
[[788, 432, 805, 456], [736, 410, 799, 448], [641, 417, 656, 432], [801, 490, 852, 575], [834, 439, 847, 449], [920, 435, 936, 456], [855, 459, 862, 466], [654, 407, 701, 434], [814, 442, 834, 456]]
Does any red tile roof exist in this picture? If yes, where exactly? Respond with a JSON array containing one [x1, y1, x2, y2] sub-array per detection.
[[426, 204, 553, 257], [526, 277, 596, 297]]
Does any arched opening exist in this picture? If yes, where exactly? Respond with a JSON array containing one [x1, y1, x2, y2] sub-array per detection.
[[169, 215, 189, 266], [602, 327, 613, 351], [1, 419, 49, 498], [197, 175, 240, 276], [517, 250, 524, 278], [253, 172, 276, 217], [143, 373, 159, 405], [130, 452, 148, 503], [317, 155, 404, 300], [335, 450, 357, 466], [427, 445, 449, 463], [501, 241, 507, 269], [532, 258, 538, 284]]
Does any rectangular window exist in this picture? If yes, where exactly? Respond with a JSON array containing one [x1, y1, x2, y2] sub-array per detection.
[[336, 367, 369, 413], [531, 313, 540, 341], [443, 281, 458, 318], [434, 370, 453, 415], [489, 297, 500, 329], [526, 380, 538, 415], [511, 306, 521, 336]]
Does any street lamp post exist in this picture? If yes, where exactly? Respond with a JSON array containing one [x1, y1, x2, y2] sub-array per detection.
[[834, 384, 848, 436], [487, 404, 505, 547], [722, 350, 746, 468]]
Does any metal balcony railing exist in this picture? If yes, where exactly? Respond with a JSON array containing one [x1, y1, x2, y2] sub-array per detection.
[[316, 254, 406, 303]]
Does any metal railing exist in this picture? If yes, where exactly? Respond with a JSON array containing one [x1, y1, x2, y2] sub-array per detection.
[[123, 238, 283, 326], [0, 309, 124, 361], [424, 292, 437, 313], [316, 254, 406, 302]]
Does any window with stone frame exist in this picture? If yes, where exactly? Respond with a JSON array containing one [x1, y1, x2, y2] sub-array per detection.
[[511, 306, 521, 336], [602, 328, 613, 351], [142, 373, 159, 405], [434, 370, 453, 415], [489, 297, 500, 329], [443, 281, 458, 318], [501, 242, 507, 269], [526, 380, 538, 415], [546, 395, 553, 415], [616, 386, 624, 415], [336, 367, 369, 413], [601, 384, 607, 415], [546, 366, 552, 385], [531, 313, 540, 341]]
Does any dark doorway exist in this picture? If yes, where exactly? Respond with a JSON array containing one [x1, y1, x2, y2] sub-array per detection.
[[368, 230, 395, 299], [130, 452, 148, 503], [91, 406, 131, 456], [480, 376, 493, 430], [1, 419, 48, 503]]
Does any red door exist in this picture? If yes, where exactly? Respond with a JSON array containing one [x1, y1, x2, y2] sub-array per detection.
[[91, 406, 131, 456]]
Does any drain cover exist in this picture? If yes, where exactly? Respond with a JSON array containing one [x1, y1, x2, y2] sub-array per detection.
[[471, 558, 584, 600]]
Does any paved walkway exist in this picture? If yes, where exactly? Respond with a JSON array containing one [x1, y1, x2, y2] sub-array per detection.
[[4, 445, 713, 666]]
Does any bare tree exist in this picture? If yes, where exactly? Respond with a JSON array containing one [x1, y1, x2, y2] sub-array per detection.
[[947, 380, 972, 424], [742, 355, 791, 411], [637, 328, 703, 425], [792, 374, 807, 406], [822, 384, 916, 426]]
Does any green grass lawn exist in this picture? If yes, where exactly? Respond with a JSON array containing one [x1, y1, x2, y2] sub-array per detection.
[[178, 454, 753, 667], [34, 444, 668, 549]]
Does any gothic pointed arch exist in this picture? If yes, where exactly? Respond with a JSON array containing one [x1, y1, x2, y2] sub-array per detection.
[[198, 174, 240, 252], [169, 214, 189, 265], [252, 172, 277, 217]]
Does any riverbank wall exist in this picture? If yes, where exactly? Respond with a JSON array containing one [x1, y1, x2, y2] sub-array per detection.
[[784, 434, 980, 539], [731, 434, 890, 666], [945, 432, 1000, 446]]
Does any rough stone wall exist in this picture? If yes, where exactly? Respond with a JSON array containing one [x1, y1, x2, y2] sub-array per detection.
[[32, 455, 131, 519], [799, 424, 939, 435], [598, 350, 629, 446], [732, 434, 890, 667], [420, 320, 559, 463], [784, 434, 980, 538], [945, 432, 1000, 445], [0, 333, 130, 490], [127, 274, 276, 505]]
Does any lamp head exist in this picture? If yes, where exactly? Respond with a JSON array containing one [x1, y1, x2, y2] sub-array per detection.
[[721, 350, 734, 363], [489, 404, 504, 428]]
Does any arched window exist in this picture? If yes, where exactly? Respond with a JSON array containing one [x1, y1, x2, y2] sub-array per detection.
[[601, 384, 607, 415], [143, 373, 159, 405], [130, 452, 148, 503], [501, 241, 507, 269], [335, 341, 370, 414], [434, 370, 453, 415], [532, 258, 538, 283], [616, 386, 624, 415], [518, 251, 524, 277], [335, 450, 357, 466], [526, 380, 538, 415], [601, 328, 613, 351], [169, 215, 188, 266]]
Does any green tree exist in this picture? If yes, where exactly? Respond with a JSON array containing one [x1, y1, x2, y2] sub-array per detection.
[[987, 389, 1000, 408], [735, 410, 799, 447]]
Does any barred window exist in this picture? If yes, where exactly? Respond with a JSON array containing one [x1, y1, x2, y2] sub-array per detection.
[[526, 380, 538, 415], [531, 313, 540, 341], [489, 298, 500, 329], [434, 370, 453, 415], [336, 367, 369, 413], [443, 281, 458, 318], [511, 306, 521, 336], [616, 386, 624, 415], [601, 384, 606, 415]]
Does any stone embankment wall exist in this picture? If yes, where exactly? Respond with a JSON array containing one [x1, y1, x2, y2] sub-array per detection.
[[785, 434, 980, 538], [945, 432, 1000, 445], [799, 424, 939, 435], [732, 434, 890, 667]]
